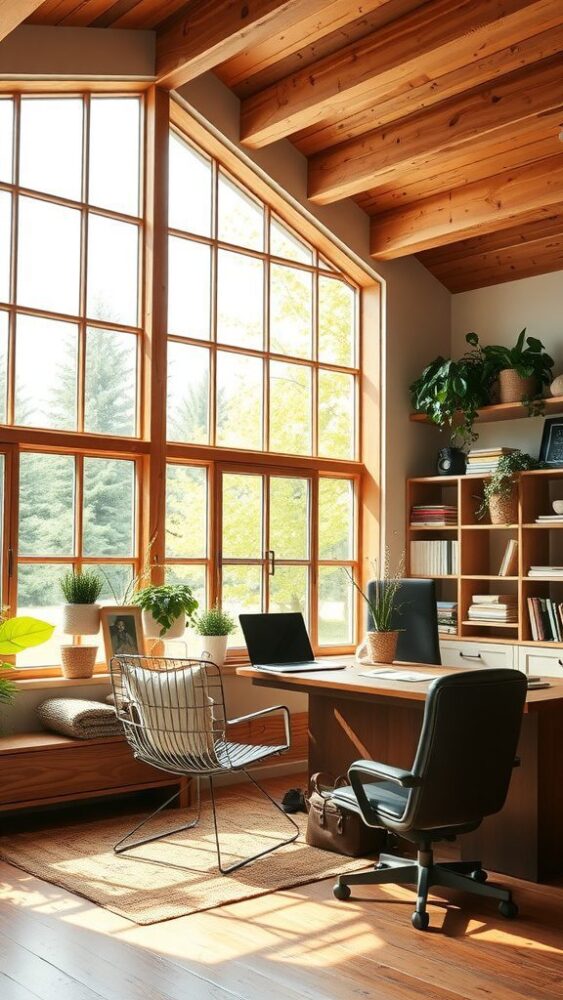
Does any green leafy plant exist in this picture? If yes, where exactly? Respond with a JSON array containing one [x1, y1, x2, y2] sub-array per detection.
[[477, 450, 541, 520], [469, 329, 554, 406], [60, 569, 103, 604], [132, 584, 199, 637], [194, 606, 237, 636], [0, 615, 55, 707], [344, 552, 405, 633]]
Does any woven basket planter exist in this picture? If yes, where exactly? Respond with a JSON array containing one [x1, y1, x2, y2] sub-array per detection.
[[489, 487, 518, 525], [60, 645, 98, 680], [62, 603, 100, 636], [498, 369, 537, 404], [366, 630, 399, 664]]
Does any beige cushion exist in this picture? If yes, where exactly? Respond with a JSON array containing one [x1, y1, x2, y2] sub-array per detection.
[[124, 663, 216, 763]]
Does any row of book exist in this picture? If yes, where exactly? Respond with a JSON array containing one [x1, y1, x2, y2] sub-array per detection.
[[527, 597, 563, 642], [437, 600, 457, 634], [466, 447, 516, 476], [528, 566, 563, 577], [467, 594, 518, 623], [410, 505, 457, 526], [410, 540, 459, 576]]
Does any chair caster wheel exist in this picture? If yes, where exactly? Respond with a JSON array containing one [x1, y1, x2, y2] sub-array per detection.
[[499, 900, 518, 920], [333, 882, 351, 901], [470, 868, 488, 883], [411, 911, 429, 931]]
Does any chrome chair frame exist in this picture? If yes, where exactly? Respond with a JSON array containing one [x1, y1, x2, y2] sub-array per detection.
[[110, 654, 299, 874]]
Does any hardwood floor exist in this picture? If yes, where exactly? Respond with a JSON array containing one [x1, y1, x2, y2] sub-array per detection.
[[1, 774, 562, 1000]]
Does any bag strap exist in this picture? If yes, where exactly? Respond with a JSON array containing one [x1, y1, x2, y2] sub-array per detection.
[[309, 771, 335, 795]]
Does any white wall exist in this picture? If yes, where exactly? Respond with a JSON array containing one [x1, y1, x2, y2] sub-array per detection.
[[451, 271, 563, 457]]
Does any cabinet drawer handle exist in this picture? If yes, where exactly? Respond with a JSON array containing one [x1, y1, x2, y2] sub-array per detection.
[[459, 652, 482, 660], [558, 660, 563, 668]]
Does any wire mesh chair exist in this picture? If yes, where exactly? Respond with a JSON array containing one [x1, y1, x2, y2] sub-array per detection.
[[110, 654, 299, 873]]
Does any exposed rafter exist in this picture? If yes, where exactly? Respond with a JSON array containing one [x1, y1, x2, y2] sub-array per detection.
[[0, 0, 46, 40]]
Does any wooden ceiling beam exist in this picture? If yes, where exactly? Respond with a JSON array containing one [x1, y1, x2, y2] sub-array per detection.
[[155, 0, 330, 91], [419, 208, 563, 266], [426, 229, 563, 292], [308, 57, 563, 204], [370, 154, 563, 258], [0, 0, 47, 39], [240, 0, 563, 148]]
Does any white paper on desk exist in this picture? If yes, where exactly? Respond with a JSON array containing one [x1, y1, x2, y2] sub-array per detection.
[[360, 669, 436, 682]]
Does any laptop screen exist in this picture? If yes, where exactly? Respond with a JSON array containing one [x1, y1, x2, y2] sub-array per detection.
[[240, 613, 314, 665]]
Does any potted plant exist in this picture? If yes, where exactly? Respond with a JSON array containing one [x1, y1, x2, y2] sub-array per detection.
[[61, 569, 103, 636], [194, 606, 237, 667], [132, 583, 199, 639], [477, 450, 541, 524], [345, 554, 404, 664], [471, 329, 554, 406], [0, 615, 54, 721]]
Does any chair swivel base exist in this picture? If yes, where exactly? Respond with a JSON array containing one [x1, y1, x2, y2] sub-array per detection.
[[333, 851, 519, 930]]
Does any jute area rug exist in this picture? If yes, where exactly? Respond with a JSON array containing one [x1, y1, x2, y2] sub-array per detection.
[[0, 792, 372, 925]]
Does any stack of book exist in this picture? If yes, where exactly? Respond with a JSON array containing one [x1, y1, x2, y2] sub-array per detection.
[[437, 600, 457, 634], [466, 447, 516, 476], [410, 505, 457, 526], [535, 513, 563, 524], [467, 594, 518, 624], [410, 540, 459, 576], [527, 597, 563, 641], [528, 566, 563, 578]]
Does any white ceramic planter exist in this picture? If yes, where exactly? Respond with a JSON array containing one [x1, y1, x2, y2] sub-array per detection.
[[198, 634, 228, 667], [62, 603, 100, 636], [142, 609, 186, 640]]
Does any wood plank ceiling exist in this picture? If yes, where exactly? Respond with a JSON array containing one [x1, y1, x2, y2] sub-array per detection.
[[20, 0, 563, 291]]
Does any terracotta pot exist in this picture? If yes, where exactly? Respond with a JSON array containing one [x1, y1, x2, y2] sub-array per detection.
[[366, 630, 399, 664], [60, 644, 97, 679], [141, 610, 186, 640], [489, 487, 518, 525], [498, 369, 537, 404], [198, 634, 228, 667], [62, 603, 100, 636]]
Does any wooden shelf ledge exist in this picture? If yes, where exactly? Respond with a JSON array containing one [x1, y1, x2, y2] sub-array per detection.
[[410, 395, 563, 425]]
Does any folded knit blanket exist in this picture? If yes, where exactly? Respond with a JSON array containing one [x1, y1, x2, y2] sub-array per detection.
[[37, 698, 122, 740]]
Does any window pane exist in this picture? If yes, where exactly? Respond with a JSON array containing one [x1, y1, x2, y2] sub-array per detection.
[[89, 97, 140, 216], [17, 197, 81, 315], [270, 218, 312, 265], [17, 564, 67, 668], [222, 564, 262, 647], [0, 312, 7, 423], [85, 327, 136, 436], [270, 565, 309, 623], [166, 464, 207, 558], [270, 361, 311, 455], [19, 453, 75, 555], [167, 564, 206, 618], [270, 264, 312, 358], [90, 563, 135, 605], [218, 172, 263, 251], [0, 190, 10, 303], [319, 276, 355, 367], [20, 98, 83, 201], [15, 314, 78, 431], [216, 351, 263, 450], [83, 457, 135, 557], [222, 474, 263, 558], [318, 370, 355, 459], [318, 566, 353, 646], [0, 99, 13, 183], [270, 477, 309, 560], [168, 237, 211, 339], [87, 214, 138, 326], [167, 341, 210, 444], [169, 132, 211, 237], [217, 250, 263, 350], [0, 454, 4, 605], [319, 478, 354, 560]]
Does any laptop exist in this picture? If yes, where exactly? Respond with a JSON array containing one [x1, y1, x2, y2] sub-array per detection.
[[239, 612, 346, 673]]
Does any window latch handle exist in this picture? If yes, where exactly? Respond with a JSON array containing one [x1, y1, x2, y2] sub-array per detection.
[[266, 549, 276, 576], [7, 548, 13, 578]]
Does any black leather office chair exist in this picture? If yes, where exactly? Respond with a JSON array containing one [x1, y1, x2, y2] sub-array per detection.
[[366, 578, 441, 664], [331, 668, 527, 930]]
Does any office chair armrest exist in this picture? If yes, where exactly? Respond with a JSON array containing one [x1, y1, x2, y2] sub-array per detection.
[[227, 705, 291, 747], [348, 760, 421, 788]]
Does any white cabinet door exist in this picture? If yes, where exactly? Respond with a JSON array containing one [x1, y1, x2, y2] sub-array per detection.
[[440, 640, 515, 670], [518, 645, 563, 678]]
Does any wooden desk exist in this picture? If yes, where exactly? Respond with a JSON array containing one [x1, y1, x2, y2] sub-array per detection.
[[237, 662, 563, 882]]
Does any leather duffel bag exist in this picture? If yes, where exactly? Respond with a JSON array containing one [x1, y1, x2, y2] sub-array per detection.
[[305, 771, 384, 857]]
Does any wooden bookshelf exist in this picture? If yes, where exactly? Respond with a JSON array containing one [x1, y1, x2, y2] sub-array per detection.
[[407, 469, 563, 648]]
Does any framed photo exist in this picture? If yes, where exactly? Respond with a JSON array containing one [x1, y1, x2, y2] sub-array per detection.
[[539, 417, 563, 467], [101, 606, 144, 663]]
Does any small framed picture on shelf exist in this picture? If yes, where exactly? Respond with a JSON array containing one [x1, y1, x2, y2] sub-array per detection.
[[101, 606, 144, 664], [539, 417, 563, 467]]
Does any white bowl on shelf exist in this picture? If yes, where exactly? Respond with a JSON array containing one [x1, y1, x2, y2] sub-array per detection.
[[553, 500, 563, 514]]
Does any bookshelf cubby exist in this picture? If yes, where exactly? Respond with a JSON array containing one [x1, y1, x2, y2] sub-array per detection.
[[407, 470, 563, 648]]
